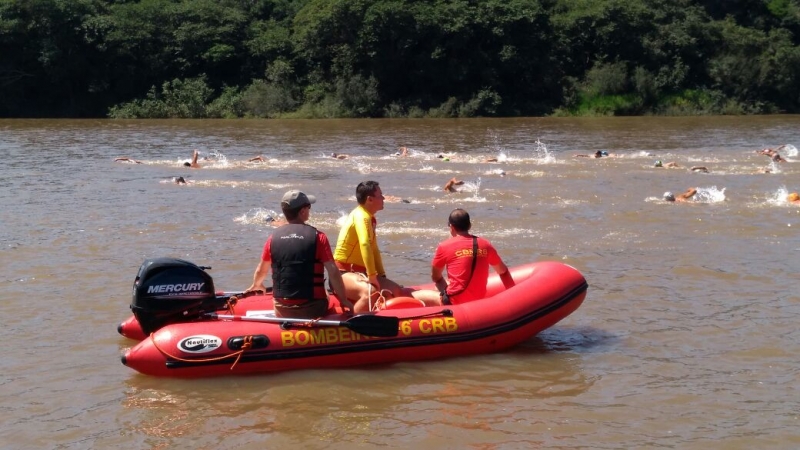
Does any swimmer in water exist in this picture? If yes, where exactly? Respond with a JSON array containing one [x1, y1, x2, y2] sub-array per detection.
[[331, 153, 350, 159], [788, 192, 800, 204], [184, 149, 201, 168], [756, 146, 788, 166], [444, 177, 465, 193], [757, 145, 786, 158], [384, 195, 411, 203], [690, 166, 710, 173], [770, 153, 786, 163], [174, 176, 187, 185], [115, 157, 142, 164], [264, 215, 288, 227], [575, 150, 609, 158], [248, 155, 266, 162], [663, 188, 697, 203], [436, 154, 453, 162], [654, 160, 680, 168]]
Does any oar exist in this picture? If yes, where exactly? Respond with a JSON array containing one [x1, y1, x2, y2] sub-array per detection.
[[207, 313, 399, 338], [219, 287, 273, 298]]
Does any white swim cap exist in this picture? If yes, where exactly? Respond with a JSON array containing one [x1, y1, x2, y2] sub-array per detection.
[[663, 192, 675, 201]]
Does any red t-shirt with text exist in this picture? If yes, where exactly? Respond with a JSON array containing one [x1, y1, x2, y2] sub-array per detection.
[[431, 234, 500, 303]]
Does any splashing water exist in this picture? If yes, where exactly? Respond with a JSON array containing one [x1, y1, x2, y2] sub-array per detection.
[[355, 162, 374, 174], [234, 208, 282, 225], [406, 148, 424, 157], [767, 186, 792, 205], [782, 144, 798, 157], [486, 130, 505, 159], [694, 186, 726, 203], [182, 150, 230, 168], [206, 150, 227, 162], [484, 168, 507, 177], [469, 178, 482, 199], [335, 211, 349, 227], [533, 139, 556, 163]]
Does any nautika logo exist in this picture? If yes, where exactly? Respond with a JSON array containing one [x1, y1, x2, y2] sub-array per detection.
[[280, 233, 304, 240], [178, 335, 222, 353]]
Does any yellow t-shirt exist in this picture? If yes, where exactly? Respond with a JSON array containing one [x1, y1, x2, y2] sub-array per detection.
[[334, 205, 385, 277]]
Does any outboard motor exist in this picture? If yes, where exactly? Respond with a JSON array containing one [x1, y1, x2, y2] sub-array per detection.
[[131, 258, 223, 335]]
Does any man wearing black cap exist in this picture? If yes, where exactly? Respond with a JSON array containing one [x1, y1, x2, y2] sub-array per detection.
[[245, 190, 351, 318]]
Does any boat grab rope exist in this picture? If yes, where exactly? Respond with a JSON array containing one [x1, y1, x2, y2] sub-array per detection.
[[223, 295, 238, 315], [368, 285, 393, 312], [275, 317, 323, 329], [149, 333, 255, 371], [223, 289, 265, 313], [350, 272, 393, 311]]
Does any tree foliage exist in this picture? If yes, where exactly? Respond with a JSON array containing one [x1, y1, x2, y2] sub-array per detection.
[[1, 0, 799, 117]]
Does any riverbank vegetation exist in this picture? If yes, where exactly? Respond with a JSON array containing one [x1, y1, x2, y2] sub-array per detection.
[[1, 0, 799, 118]]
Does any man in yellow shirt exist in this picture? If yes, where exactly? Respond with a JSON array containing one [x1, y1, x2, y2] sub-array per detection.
[[334, 181, 438, 312]]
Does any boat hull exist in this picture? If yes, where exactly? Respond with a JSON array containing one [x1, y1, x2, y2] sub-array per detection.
[[121, 261, 587, 377]]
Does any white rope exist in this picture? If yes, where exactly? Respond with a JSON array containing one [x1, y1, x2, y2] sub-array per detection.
[[357, 272, 391, 311]]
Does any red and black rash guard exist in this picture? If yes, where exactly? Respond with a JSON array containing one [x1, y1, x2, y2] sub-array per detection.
[[270, 224, 326, 301]]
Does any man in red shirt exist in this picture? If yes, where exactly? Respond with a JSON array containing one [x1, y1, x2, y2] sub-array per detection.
[[431, 209, 513, 304]]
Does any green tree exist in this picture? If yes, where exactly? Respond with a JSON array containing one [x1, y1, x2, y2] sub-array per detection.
[[171, 0, 250, 86], [706, 17, 800, 111], [108, 75, 213, 118], [0, 0, 111, 116], [102, 0, 183, 105], [551, 0, 653, 78]]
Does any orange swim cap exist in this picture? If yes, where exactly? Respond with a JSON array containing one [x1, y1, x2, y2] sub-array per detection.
[[788, 192, 800, 202]]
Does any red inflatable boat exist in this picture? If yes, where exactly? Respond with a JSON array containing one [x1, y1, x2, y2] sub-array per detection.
[[120, 258, 588, 378]]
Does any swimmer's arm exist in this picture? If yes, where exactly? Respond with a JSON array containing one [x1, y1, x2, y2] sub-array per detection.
[[680, 188, 697, 200]]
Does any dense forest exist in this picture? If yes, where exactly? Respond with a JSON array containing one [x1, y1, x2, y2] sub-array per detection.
[[1, 0, 799, 118]]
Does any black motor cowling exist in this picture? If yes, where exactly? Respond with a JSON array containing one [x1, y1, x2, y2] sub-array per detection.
[[131, 258, 223, 335]]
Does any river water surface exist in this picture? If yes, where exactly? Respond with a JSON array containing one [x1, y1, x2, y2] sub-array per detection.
[[1, 117, 799, 449]]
